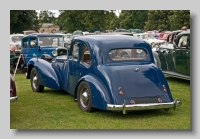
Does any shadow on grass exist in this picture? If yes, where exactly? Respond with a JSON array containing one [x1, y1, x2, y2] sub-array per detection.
[[165, 76, 190, 85], [41, 88, 71, 96], [89, 108, 175, 119]]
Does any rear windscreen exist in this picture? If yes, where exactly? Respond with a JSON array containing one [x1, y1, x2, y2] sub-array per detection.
[[109, 48, 147, 61]]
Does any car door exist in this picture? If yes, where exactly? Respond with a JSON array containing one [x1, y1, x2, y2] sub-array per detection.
[[164, 48, 176, 71], [22, 36, 38, 66], [21, 37, 29, 66], [173, 34, 190, 75], [68, 41, 81, 95], [156, 48, 168, 71]]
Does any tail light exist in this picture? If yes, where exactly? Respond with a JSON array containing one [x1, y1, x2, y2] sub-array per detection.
[[118, 87, 124, 95], [158, 97, 162, 103], [163, 85, 167, 92]]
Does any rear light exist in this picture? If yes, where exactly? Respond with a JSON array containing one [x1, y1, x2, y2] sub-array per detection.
[[118, 87, 124, 95], [163, 85, 167, 92], [158, 97, 162, 103], [10, 89, 13, 97], [130, 99, 135, 104]]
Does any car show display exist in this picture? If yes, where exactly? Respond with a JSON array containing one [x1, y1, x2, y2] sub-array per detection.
[[25, 34, 181, 114]]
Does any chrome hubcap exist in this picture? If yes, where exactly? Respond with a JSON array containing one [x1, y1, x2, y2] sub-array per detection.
[[32, 74, 38, 89], [80, 88, 89, 108]]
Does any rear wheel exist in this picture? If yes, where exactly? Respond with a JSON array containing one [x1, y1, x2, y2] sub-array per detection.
[[77, 81, 94, 112], [30, 67, 44, 92]]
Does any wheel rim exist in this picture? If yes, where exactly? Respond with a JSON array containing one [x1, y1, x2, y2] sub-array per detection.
[[32, 73, 38, 89], [80, 88, 90, 108]]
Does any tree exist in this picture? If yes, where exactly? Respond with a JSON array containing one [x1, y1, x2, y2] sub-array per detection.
[[144, 10, 173, 30], [57, 10, 111, 32], [105, 11, 119, 30], [132, 10, 148, 30], [118, 10, 133, 29], [38, 10, 57, 24], [168, 10, 190, 30], [10, 10, 40, 34]]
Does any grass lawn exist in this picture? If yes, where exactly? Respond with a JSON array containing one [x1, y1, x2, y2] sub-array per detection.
[[10, 73, 190, 129]]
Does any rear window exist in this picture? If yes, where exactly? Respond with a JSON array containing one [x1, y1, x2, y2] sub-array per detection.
[[109, 48, 147, 61]]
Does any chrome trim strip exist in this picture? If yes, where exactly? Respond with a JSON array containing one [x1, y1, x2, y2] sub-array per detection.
[[10, 96, 18, 101], [107, 99, 181, 114]]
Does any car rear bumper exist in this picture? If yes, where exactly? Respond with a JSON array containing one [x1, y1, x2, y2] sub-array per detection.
[[106, 99, 181, 114], [10, 96, 18, 101]]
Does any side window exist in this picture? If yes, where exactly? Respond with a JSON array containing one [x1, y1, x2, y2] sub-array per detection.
[[178, 35, 189, 47], [81, 44, 91, 66], [168, 34, 172, 43], [72, 42, 79, 59], [30, 37, 37, 48], [23, 38, 28, 48]]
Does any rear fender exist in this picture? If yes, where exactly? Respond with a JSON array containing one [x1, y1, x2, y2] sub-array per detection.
[[75, 75, 111, 110]]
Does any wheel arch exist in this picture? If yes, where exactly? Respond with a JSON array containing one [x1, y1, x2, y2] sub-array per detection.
[[75, 75, 111, 110]]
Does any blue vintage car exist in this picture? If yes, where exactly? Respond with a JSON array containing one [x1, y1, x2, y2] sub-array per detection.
[[26, 35, 181, 114], [18, 33, 65, 72]]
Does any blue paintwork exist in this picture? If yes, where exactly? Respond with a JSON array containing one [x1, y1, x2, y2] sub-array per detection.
[[27, 35, 174, 111], [21, 33, 64, 67]]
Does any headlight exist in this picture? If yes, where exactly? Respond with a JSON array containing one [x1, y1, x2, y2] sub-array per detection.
[[52, 50, 58, 57]]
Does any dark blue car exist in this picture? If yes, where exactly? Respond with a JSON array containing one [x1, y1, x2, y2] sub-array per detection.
[[26, 35, 181, 114]]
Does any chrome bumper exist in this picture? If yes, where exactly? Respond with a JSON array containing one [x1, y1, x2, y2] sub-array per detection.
[[10, 96, 18, 101], [107, 99, 181, 114]]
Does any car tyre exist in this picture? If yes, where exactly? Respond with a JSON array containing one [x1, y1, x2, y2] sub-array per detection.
[[30, 67, 44, 92], [77, 81, 94, 112]]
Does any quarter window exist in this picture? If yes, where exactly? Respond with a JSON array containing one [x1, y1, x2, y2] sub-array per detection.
[[72, 42, 79, 59], [81, 44, 91, 66]]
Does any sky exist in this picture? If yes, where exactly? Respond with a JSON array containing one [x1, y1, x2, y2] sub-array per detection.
[[36, 10, 121, 17]]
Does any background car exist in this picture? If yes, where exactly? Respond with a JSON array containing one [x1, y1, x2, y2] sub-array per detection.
[[26, 35, 181, 114], [19, 33, 65, 72], [72, 30, 83, 36], [134, 33, 166, 48], [153, 29, 190, 80], [128, 28, 143, 34], [10, 74, 18, 101], [157, 31, 172, 41]]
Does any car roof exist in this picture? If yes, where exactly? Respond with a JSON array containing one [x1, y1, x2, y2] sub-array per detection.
[[75, 35, 153, 64], [179, 29, 190, 34], [75, 35, 150, 50]]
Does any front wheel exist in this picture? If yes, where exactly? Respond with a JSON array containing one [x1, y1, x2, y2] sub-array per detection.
[[77, 81, 94, 112], [30, 67, 44, 92]]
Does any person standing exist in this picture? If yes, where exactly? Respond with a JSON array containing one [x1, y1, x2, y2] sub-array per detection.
[[178, 26, 188, 47], [10, 45, 16, 73], [151, 30, 156, 38]]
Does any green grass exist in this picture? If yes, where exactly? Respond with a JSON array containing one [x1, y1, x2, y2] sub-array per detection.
[[10, 73, 190, 129]]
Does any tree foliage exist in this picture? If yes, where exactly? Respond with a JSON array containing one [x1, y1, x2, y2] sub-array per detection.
[[118, 10, 133, 29], [132, 10, 148, 30], [58, 10, 113, 32], [10, 10, 190, 34], [144, 10, 173, 30], [38, 10, 57, 25], [168, 10, 190, 30], [10, 10, 40, 34]]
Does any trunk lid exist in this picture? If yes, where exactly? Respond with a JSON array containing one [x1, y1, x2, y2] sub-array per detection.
[[117, 65, 164, 98]]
